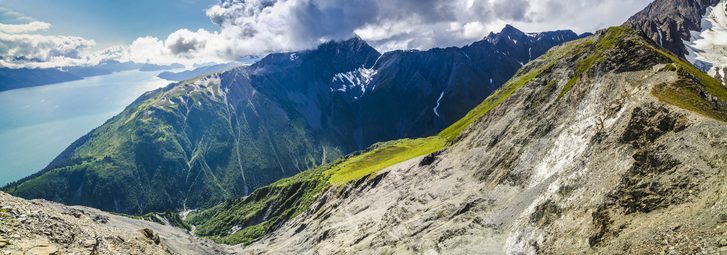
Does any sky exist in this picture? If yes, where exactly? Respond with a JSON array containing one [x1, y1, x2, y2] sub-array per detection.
[[0, 0, 653, 68], [0, 0, 218, 48]]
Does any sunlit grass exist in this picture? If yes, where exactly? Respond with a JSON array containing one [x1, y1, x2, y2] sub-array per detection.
[[326, 137, 446, 184]]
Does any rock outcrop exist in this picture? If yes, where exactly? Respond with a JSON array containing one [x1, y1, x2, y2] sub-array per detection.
[[0, 192, 240, 255]]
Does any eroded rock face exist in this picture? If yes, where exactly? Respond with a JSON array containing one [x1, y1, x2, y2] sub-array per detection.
[[239, 29, 727, 255], [0, 192, 241, 255]]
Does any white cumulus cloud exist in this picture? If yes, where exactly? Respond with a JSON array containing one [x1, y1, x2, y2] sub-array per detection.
[[0, 21, 99, 68], [0, 21, 51, 34], [0, 21, 135, 69]]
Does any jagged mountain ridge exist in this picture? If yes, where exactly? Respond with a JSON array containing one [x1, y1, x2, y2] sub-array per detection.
[[4, 26, 583, 214], [187, 25, 727, 254], [356, 28, 590, 141], [485, 24, 592, 64]]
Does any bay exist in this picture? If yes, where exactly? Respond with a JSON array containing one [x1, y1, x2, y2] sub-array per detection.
[[0, 70, 172, 186]]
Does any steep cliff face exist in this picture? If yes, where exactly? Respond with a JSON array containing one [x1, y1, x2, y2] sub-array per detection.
[[5, 27, 582, 215], [352, 27, 590, 146], [196, 27, 727, 254], [627, 0, 720, 58]]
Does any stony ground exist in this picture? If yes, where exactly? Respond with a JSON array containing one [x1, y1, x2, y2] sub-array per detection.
[[0, 192, 242, 255]]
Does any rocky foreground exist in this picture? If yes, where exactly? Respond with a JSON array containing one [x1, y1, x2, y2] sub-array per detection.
[[0, 192, 241, 255]]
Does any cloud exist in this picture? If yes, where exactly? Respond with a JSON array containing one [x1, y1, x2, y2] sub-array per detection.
[[515, 0, 652, 33], [0, 7, 35, 24], [0, 21, 99, 68], [125, 29, 227, 66], [167, 29, 208, 55], [0, 21, 50, 34], [91, 45, 131, 62], [0, 19, 126, 69], [130, 0, 651, 66], [493, 0, 531, 21]]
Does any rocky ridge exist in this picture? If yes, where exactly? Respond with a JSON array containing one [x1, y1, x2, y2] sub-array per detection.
[[0, 192, 241, 255]]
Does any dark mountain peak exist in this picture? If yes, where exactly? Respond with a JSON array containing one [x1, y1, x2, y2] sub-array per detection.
[[349, 33, 366, 43], [253, 35, 380, 72], [482, 25, 584, 64], [485, 31, 496, 40], [485, 24, 527, 44], [501, 24, 525, 34], [317, 35, 379, 60]]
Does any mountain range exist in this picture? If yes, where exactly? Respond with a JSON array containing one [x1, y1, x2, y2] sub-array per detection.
[[3, 25, 586, 214], [2, 0, 727, 254], [0, 60, 185, 92]]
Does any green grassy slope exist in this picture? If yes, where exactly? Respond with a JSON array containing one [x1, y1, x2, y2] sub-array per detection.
[[4, 74, 339, 214], [649, 51, 727, 122]]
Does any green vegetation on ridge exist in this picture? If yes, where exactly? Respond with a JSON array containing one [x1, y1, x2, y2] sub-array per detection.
[[326, 137, 446, 184], [186, 164, 330, 245], [558, 26, 626, 99], [649, 49, 727, 122]]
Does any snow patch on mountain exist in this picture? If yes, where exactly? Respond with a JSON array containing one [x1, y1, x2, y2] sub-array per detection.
[[433, 91, 445, 118], [528, 47, 532, 60], [656, 24, 664, 46], [685, 1, 727, 78], [330, 67, 378, 98]]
